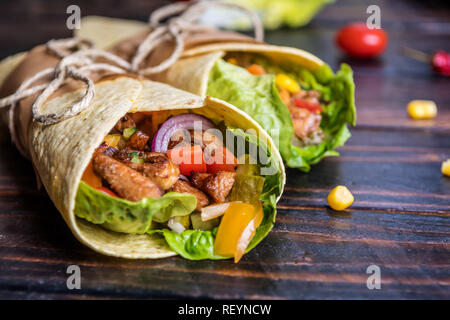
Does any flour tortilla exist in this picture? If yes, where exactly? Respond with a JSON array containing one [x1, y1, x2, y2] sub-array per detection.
[[75, 16, 325, 97], [77, 16, 148, 50], [0, 52, 285, 259]]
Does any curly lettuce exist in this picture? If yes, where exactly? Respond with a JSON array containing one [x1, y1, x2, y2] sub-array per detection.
[[207, 59, 356, 171], [74, 181, 197, 234]]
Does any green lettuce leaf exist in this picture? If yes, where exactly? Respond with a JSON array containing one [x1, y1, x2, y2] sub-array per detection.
[[207, 59, 356, 172], [74, 181, 197, 234], [150, 229, 227, 260]]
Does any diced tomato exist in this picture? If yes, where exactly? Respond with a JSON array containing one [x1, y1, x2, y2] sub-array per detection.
[[205, 147, 237, 174], [167, 145, 207, 176], [246, 64, 266, 76], [82, 161, 102, 188], [214, 202, 264, 263], [97, 187, 118, 198], [293, 97, 323, 114]]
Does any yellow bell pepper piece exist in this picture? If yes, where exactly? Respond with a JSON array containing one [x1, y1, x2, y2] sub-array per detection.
[[275, 74, 300, 93], [103, 134, 122, 148], [442, 159, 450, 177], [407, 100, 437, 119], [234, 203, 263, 263], [214, 202, 263, 262], [327, 186, 354, 211]]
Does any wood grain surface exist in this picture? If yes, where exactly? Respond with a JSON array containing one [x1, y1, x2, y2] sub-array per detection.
[[0, 0, 449, 299]]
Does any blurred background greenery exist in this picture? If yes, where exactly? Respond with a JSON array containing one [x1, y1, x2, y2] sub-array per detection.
[[202, 0, 334, 30]]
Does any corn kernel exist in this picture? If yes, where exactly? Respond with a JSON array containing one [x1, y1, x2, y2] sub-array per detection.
[[275, 74, 300, 93], [407, 100, 437, 119], [442, 159, 450, 177], [227, 58, 237, 65], [327, 186, 354, 211]]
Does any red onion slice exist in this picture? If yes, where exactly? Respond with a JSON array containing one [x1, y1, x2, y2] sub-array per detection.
[[151, 114, 215, 153]]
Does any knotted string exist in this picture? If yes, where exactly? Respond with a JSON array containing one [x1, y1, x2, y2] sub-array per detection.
[[0, 38, 132, 156]]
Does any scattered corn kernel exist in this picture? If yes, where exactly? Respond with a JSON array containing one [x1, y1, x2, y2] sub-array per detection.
[[327, 186, 354, 211], [227, 58, 238, 65], [442, 159, 450, 177], [407, 100, 437, 119], [275, 74, 300, 93], [103, 134, 121, 148]]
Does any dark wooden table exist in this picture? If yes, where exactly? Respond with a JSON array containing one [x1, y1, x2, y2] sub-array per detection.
[[0, 0, 449, 299]]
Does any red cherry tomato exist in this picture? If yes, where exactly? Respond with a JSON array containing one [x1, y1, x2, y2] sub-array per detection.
[[97, 187, 118, 198], [336, 23, 388, 58], [431, 50, 450, 76]]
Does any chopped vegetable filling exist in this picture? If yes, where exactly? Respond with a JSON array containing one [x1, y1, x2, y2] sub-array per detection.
[[79, 111, 271, 261]]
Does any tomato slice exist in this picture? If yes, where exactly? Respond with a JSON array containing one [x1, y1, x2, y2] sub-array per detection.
[[81, 161, 102, 188], [167, 145, 207, 176], [205, 146, 237, 174], [97, 187, 118, 198], [293, 97, 323, 113], [214, 202, 263, 262]]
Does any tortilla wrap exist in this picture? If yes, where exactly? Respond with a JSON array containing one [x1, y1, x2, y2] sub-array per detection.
[[76, 16, 355, 172], [0, 46, 285, 259]]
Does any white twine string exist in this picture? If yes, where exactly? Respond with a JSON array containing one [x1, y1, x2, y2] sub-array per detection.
[[132, 0, 264, 75], [0, 38, 132, 156], [0, 1, 264, 155]]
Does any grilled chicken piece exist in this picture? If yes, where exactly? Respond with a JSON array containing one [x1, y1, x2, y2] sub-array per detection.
[[114, 115, 136, 133], [167, 129, 222, 151], [124, 153, 180, 190], [190, 172, 211, 190], [202, 171, 236, 203], [293, 89, 320, 103], [126, 131, 150, 151], [172, 180, 209, 210], [288, 105, 322, 141], [92, 153, 162, 201], [114, 149, 158, 162]]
